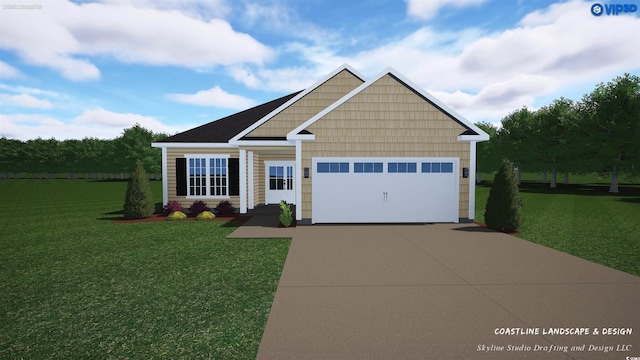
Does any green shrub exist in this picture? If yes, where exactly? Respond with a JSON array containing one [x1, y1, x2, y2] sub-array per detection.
[[123, 160, 155, 219], [167, 211, 187, 221], [484, 158, 523, 232], [196, 211, 215, 220], [279, 200, 293, 227]]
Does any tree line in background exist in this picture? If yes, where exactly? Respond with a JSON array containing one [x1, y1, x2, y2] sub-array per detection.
[[476, 73, 640, 193], [1, 74, 638, 191], [0, 124, 167, 175]]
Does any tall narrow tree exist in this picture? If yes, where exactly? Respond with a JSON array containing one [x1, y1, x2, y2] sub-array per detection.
[[484, 158, 523, 232], [123, 160, 155, 219]]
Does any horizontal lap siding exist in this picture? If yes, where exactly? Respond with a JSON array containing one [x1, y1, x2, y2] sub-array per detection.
[[166, 148, 240, 209], [301, 74, 470, 220], [246, 70, 364, 137]]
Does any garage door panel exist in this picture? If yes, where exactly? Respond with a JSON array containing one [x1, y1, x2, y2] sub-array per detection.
[[312, 157, 459, 224], [313, 173, 386, 223]]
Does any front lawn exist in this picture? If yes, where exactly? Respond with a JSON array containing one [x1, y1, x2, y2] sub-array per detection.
[[0, 179, 290, 359], [475, 175, 640, 277]]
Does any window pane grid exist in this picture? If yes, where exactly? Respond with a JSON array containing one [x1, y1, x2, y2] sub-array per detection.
[[421, 162, 453, 173], [388, 162, 417, 173], [354, 162, 384, 173], [317, 162, 349, 173], [188, 156, 228, 197]]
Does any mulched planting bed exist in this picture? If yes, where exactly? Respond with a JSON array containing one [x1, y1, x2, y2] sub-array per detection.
[[112, 213, 252, 224]]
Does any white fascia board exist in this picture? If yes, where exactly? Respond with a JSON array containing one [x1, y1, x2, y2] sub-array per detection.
[[231, 140, 296, 147], [287, 134, 315, 141], [151, 142, 236, 149], [458, 133, 490, 142], [230, 63, 367, 143]]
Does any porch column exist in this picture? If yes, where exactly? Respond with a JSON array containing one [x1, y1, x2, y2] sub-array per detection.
[[161, 147, 168, 205], [295, 140, 302, 221], [468, 141, 477, 220], [248, 151, 254, 210], [239, 149, 247, 214]]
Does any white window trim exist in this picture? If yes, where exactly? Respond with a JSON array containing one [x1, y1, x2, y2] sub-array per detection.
[[184, 154, 231, 199]]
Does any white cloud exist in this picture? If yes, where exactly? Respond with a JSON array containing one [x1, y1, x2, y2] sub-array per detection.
[[0, 61, 23, 78], [0, 93, 54, 109], [0, 109, 193, 140], [100, 0, 230, 20], [73, 108, 175, 132], [405, 0, 487, 20], [166, 86, 256, 109], [429, 74, 558, 121], [0, 0, 272, 81], [220, 0, 639, 124]]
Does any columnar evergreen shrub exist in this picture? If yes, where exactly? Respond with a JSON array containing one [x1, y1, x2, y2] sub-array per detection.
[[123, 160, 155, 219], [484, 158, 523, 232]]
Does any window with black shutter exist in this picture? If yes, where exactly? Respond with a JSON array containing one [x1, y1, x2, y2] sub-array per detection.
[[228, 158, 240, 196]]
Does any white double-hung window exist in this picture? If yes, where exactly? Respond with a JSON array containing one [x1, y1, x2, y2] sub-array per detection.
[[186, 155, 229, 198]]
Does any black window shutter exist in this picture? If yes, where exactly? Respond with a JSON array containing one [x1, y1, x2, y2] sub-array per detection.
[[176, 158, 187, 196], [228, 158, 240, 196]]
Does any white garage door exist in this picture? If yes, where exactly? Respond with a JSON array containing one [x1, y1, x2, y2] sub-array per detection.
[[312, 157, 459, 223]]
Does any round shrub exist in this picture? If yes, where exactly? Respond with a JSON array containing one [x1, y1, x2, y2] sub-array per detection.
[[167, 211, 187, 221], [214, 200, 236, 217], [196, 211, 216, 220], [163, 200, 184, 215], [189, 200, 210, 215]]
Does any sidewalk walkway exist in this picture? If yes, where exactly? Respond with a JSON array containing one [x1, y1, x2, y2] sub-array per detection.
[[256, 223, 640, 359]]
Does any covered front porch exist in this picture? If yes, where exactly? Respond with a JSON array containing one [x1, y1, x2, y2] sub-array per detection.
[[238, 145, 301, 220], [228, 204, 298, 239]]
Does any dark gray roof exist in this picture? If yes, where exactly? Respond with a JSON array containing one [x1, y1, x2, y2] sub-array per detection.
[[158, 91, 303, 143]]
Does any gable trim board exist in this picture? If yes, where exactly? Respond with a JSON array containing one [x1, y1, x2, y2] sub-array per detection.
[[152, 64, 489, 224]]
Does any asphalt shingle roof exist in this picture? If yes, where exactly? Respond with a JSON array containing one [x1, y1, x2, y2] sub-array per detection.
[[157, 91, 303, 143]]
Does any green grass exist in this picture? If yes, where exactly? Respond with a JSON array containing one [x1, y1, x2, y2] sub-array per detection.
[[0, 179, 290, 359], [475, 175, 640, 277]]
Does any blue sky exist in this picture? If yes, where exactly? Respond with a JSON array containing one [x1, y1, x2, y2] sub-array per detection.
[[1, 0, 639, 140]]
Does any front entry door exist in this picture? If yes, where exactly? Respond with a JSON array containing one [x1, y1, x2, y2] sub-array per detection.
[[265, 161, 295, 204]]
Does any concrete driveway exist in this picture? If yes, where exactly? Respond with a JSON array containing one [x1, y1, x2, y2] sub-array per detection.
[[256, 224, 640, 359]]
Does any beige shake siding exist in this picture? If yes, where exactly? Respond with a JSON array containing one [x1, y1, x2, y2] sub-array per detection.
[[246, 70, 364, 138], [300, 74, 471, 219], [166, 147, 240, 209]]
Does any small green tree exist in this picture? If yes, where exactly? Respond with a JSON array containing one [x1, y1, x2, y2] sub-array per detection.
[[123, 160, 155, 219], [484, 158, 523, 232]]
